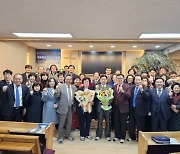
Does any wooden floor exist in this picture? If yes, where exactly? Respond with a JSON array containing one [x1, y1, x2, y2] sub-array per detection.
[[53, 129, 138, 154]]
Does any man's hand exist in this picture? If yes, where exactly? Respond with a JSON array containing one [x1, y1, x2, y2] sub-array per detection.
[[43, 88, 48, 93], [103, 102, 109, 106], [54, 104, 58, 109], [168, 91, 173, 97], [2, 86, 8, 92], [139, 85, 143, 92], [30, 90, 33, 95], [23, 108, 26, 116], [119, 86, 124, 93], [171, 104, 176, 110]]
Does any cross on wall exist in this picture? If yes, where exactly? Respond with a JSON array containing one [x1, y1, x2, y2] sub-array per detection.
[[64, 52, 77, 64]]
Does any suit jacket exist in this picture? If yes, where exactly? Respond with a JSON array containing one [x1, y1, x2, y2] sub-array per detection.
[[150, 88, 171, 120], [21, 73, 28, 84], [2, 84, 30, 116], [91, 79, 100, 89], [113, 83, 131, 113], [130, 85, 150, 116], [0, 80, 12, 109], [55, 84, 77, 114], [106, 74, 112, 84]]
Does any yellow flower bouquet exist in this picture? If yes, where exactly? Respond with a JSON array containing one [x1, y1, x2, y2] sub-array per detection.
[[75, 89, 95, 113], [96, 87, 114, 111]]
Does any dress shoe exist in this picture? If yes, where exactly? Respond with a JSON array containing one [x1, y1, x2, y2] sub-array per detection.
[[58, 138, 63, 144], [67, 136, 74, 141]]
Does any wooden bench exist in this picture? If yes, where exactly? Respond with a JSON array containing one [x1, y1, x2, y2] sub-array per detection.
[[0, 134, 41, 154], [0, 121, 54, 149], [0, 129, 9, 134]]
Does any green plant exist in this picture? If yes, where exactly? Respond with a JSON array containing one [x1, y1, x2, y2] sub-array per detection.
[[133, 52, 177, 72]]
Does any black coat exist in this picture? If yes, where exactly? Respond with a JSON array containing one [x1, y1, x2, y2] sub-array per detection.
[[0, 80, 12, 110], [21, 73, 28, 84], [130, 85, 150, 116], [26, 91, 44, 123], [168, 95, 180, 131]]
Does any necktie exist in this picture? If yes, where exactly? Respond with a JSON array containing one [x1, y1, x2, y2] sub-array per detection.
[[117, 84, 120, 92], [16, 86, 20, 107], [67, 86, 72, 106], [6, 81, 10, 85], [133, 86, 139, 107], [158, 89, 162, 97]]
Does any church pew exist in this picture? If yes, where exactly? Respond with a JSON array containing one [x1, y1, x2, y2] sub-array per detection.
[[0, 134, 41, 154]]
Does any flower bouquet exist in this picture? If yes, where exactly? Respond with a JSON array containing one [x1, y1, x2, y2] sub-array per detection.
[[75, 89, 95, 113], [96, 87, 114, 111]]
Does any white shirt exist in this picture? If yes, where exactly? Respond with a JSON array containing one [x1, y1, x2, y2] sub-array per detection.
[[101, 84, 107, 88], [156, 88, 163, 96], [14, 84, 23, 107]]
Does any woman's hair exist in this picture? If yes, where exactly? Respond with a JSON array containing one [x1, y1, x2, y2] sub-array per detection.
[[49, 64, 58, 72], [47, 78, 57, 89], [28, 73, 37, 79], [171, 82, 180, 91], [32, 82, 42, 91], [82, 77, 91, 84]]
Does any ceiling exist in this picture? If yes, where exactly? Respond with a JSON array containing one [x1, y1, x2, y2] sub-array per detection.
[[0, 0, 180, 51]]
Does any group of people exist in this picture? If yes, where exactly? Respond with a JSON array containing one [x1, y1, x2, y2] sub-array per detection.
[[0, 64, 179, 144]]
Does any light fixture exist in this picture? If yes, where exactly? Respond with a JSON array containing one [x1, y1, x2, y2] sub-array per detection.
[[13, 33, 73, 38], [110, 45, 115, 48], [155, 45, 160, 48], [68, 45, 72, 47], [89, 45, 94, 48], [139, 33, 180, 39], [107, 51, 113, 54], [133, 45, 138, 48], [91, 51, 96, 54], [46, 44, 51, 47]]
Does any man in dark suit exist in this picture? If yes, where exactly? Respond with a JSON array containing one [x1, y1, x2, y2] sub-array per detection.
[[68, 65, 77, 81], [95, 75, 113, 141], [0, 69, 13, 120], [2, 73, 30, 122], [63, 65, 69, 77], [113, 74, 131, 143], [91, 72, 101, 88], [91, 72, 100, 120], [21, 65, 32, 84], [129, 75, 150, 141], [150, 77, 171, 131], [105, 67, 112, 84]]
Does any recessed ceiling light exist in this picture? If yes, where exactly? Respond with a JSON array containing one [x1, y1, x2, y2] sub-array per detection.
[[46, 44, 51, 47], [13, 33, 73, 38], [110, 45, 115, 48], [133, 45, 138, 48], [89, 45, 94, 48], [68, 45, 72, 47], [155, 45, 160, 48], [139, 33, 180, 39]]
